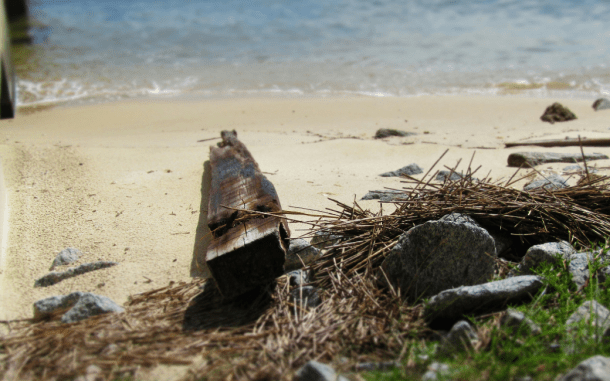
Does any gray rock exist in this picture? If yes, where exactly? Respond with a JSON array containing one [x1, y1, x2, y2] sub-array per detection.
[[290, 285, 321, 309], [374, 128, 416, 139], [380, 219, 496, 302], [565, 300, 610, 341], [353, 361, 399, 372], [310, 231, 342, 250], [437, 320, 479, 356], [421, 362, 452, 381], [439, 213, 479, 226], [285, 239, 321, 272], [33, 291, 85, 320], [380, 163, 423, 177], [512, 241, 575, 276], [294, 360, 337, 381], [50, 247, 82, 270], [34, 292, 124, 323], [562, 165, 598, 174], [360, 190, 403, 202], [564, 164, 584, 172], [500, 309, 542, 336], [287, 269, 313, 287], [489, 231, 516, 259], [523, 174, 568, 191], [540, 102, 577, 124], [35, 261, 119, 287], [593, 98, 610, 111], [61, 293, 125, 323], [435, 170, 464, 182], [558, 355, 610, 381], [568, 252, 596, 290], [424, 275, 544, 329], [507, 152, 608, 168], [439, 214, 515, 259]]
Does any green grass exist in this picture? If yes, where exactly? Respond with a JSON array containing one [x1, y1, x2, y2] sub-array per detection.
[[362, 246, 610, 381]]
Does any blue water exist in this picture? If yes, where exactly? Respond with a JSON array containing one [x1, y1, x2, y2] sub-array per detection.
[[18, 0, 610, 106]]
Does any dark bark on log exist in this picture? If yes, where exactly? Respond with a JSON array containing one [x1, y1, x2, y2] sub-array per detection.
[[505, 138, 610, 148], [507, 152, 609, 168], [206, 130, 289, 299]]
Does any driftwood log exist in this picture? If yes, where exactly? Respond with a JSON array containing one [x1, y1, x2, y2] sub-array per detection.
[[506, 137, 610, 148], [206, 130, 290, 299]]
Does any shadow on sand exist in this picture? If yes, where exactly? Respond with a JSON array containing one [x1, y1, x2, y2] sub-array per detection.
[[191, 160, 212, 279], [182, 281, 276, 331]]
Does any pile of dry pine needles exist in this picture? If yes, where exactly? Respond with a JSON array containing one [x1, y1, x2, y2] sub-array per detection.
[[2, 151, 610, 380]]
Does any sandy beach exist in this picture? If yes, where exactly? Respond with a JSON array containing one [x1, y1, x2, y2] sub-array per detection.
[[0, 95, 609, 321]]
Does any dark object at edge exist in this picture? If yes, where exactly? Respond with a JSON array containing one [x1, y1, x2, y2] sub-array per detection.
[[0, 2, 15, 118]]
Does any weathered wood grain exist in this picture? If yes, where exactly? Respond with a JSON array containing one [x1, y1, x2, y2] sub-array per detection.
[[206, 130, 289, 298]]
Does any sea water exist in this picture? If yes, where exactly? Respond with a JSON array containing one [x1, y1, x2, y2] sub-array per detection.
[[15, 0, 610, 106]]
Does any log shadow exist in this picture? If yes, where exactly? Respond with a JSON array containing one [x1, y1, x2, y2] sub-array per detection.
[[191, 160, 212, 278], [183, 280, 276, 331]]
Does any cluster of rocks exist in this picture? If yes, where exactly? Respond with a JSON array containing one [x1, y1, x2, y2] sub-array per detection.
[[32, 247, 123, 323], [287, 213, 610, 380]]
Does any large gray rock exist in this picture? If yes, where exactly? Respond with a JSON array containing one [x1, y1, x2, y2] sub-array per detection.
[[50, 247, 82, 270], [593, 98, 610, 111], [439, 213, 479, 226], [440, 213, 515, 259], [380, 163, 423, 177], [558, 355, 610, 381], [380, 219, 496, 302], [35, 261, 119, 287], [507, 152, 608, 168], [34, 292, 124, 323], [523, 174, 568, 191], [436, 320, 479, 356], [285, 239, 321, 272], [511, 241, 576, 276], [424, 275, 544, 329]]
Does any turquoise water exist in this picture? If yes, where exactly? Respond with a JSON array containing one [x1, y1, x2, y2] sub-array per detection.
[[17, 0, 610, 106]]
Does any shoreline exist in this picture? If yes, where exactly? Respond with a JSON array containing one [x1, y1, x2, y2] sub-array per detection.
[[1, 94, 610, 320], [15, 89, 610, 115]]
